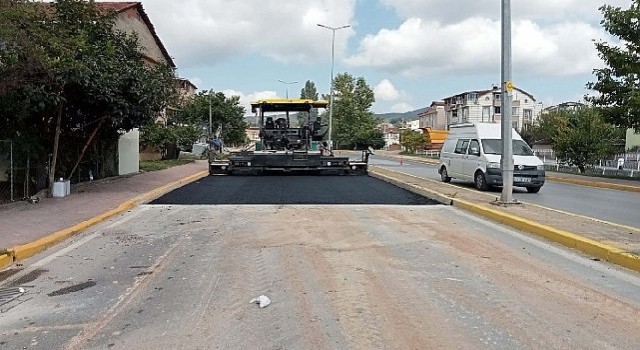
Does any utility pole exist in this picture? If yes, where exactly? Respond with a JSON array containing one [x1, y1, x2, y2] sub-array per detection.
[[500, 0, 514, 203]]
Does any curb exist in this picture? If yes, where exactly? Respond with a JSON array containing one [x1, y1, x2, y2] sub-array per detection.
[[0, 170, 208, 271], [546, 175, 640, 193], [369, 168, 640, 273]]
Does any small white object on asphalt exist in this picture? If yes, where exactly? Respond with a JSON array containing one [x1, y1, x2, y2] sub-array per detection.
[[250, 295, 271, 308], [18, 287, 25, 293]]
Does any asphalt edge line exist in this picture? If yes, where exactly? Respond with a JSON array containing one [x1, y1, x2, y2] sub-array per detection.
[[369, 168, 640, 274], [546, 176, 640, 193], [369, 170, 453, 205], [1, 170, 209, 270]]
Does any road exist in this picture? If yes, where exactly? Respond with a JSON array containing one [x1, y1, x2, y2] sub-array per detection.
[[1, 176, 639, 349], [369, 155, 640, 228]]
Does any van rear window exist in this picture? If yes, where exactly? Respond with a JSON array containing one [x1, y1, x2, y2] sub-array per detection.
[[454, 139, 469, 154], [482, 139, 534, 156]]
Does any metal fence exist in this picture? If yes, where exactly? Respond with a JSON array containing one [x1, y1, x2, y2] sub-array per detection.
[[0, 140, 48, 203]]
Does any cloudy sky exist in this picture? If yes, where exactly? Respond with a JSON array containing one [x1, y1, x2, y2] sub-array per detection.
[[107, 0, 628, 115]]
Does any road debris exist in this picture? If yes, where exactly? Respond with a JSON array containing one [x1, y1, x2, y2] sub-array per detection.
[[250, 295, 271, 308]]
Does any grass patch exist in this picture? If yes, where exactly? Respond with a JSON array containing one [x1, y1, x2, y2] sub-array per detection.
[[140, 159, 195, 172]]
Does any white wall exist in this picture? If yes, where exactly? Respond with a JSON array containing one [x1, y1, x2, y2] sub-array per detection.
[[119, 129, 140, 175]]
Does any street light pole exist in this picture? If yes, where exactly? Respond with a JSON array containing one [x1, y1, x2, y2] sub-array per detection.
[[277, 79, 298, 99], [208, 96, 212, 137], [500, 0, 514, 203], [317, 23, 350, 153]]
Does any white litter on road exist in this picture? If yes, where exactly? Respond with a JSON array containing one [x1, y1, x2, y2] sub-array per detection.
[[250, 295, 271, 308]]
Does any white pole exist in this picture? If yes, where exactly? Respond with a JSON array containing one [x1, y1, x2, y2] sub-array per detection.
[[500, 0, 514, 203]]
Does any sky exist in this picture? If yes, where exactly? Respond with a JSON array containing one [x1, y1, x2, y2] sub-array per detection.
[[105, 0, 629, 116]]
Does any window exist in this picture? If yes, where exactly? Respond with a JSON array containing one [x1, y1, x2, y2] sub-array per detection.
[[494, 94, 501, 101], [523, 109, 533, 124], [482, 139, 534, 156], [512, 107, 519, 115], [463, 107, 469, 122], [468, 139, 480, 156], [512, 120, 519, 130], [494, 106, 501, 114], [454, 139, 470, 154]]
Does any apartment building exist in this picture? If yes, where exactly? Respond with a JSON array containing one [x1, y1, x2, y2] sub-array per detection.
[[442, 86, 542, 131]]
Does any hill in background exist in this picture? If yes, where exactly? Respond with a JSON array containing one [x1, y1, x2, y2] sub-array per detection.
[[374, 107, 427, 124]]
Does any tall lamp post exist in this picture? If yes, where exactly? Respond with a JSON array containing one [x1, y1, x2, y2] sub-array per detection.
[[317, 23, 350, 152], [277, 79, 298, 99]]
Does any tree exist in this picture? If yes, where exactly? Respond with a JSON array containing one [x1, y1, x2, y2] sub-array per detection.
[[325, 73, 383, 149], [0, 0, 177, 193], [177, 90, 247, 146], [587, 1, 640, 131], [553, 108, 617, 172], [400, 130, 430, 154], [297, 80, 319, 126]]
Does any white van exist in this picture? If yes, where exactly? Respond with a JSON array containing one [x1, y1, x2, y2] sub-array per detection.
[[438, 123, 545, 193]]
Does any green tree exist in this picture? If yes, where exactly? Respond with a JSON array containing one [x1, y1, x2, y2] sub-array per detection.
[[400, 130, 430, 154], [297, 80, 319, 126], [553, 108, 617, 172], [177, 90, 247, 146], [587, 1, 640, 131], [325, 73, 383, 149], [0, 0, 176, 191]]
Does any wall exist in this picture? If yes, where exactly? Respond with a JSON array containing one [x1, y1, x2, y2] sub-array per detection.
[[112, 8, 168, 66], [627, 129, 640, 150], [118, 129, 140, 175]]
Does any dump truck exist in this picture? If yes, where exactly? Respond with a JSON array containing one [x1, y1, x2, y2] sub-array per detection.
[[209, 99, 370, 175]]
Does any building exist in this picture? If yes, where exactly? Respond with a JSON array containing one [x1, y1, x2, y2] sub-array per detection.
[[418, 101, 446, 130], [378, 123, 401, 151], [406, 120, 421, 131], [442, 86, 542, 131], [541, 101, 586, 115]]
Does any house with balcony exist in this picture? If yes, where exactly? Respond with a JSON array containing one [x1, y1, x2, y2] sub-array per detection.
[[442, 86, 542, 131]]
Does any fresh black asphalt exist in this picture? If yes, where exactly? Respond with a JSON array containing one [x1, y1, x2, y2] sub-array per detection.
[[151, 175, 439, 205]]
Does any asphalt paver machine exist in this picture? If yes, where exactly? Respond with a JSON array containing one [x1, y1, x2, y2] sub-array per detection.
[[209, 99, 370, 175]]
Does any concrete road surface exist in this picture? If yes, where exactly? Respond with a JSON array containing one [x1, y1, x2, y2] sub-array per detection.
[[1, 176, 639, 349]]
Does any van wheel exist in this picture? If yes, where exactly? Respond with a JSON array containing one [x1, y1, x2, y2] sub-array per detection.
[[474, 171, 489, 191], [526, 186, 541, 193], [440, 167, 451, 183]]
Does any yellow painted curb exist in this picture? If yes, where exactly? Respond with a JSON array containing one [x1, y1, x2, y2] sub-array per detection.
[[0, 253, 13, 269], [451, 199, 640, 273], [547, 176, 640, 193], [2, 170, 208, 271]]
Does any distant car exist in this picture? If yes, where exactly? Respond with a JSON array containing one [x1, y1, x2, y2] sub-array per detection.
[[438, 123, 545, 193]]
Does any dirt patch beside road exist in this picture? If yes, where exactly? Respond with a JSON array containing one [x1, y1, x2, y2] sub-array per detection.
[[370, 165, 640, 256]]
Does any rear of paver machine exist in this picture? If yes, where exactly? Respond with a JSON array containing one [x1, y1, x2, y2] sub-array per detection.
[[209, 99, 370, 175]]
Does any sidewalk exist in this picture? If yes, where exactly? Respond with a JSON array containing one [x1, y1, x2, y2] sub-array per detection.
[[0, 160, 208, 250]]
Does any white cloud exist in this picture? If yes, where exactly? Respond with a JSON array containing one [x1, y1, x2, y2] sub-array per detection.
[[374, 79, 401, 101], [130, 0, 357, 67], [378, 0, 630, 23], [219, 89, 278, 115], [345, 17, 609, 78]]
